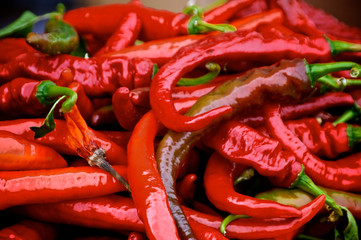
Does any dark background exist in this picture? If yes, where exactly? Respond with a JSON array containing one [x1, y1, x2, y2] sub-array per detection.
[[1, 0, 360, 29]]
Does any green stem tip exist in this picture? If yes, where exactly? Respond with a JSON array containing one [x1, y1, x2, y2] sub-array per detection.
[[325, 35, 361, 57], [333, 104, 361, 125], [291, 165, 343, 221]]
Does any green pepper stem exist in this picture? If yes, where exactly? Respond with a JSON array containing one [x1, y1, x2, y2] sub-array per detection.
[[346, 124, 361, 148], [45, 85, 78, 113], [177, 62, 221, 86], [325, 35, 361, 57], [291, 165, 343, 221], [305, 60, 361, 88], [333, 104, 361, 125], [317, 75, 361, 91], [233, 168, 255, 186], [219, 214, 248, 235]]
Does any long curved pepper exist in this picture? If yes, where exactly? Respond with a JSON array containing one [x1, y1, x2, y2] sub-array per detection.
[[150, 27, 361, 132], [127, 111, 180, 240], [155, 59, 361, 239]]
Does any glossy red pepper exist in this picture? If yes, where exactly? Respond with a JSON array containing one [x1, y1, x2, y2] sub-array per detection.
[[203, 152, 302, 218], [104, 9, 284, 66], [0, 219, 57, 240], [150, 27, 361, 132], [188, 219, 229, 240], [99, 130, 132, 151], [94, 12, 141, 57], [0, 38, 38, 64], [0, 165, 127, 210], [0, 52, 154, 97], [237, 91, 355, 127], [182, 195, 325, 239], [285, 118, 361, 159], [230, 0, 267, 20], [0, 130, 67, 171], [0, 119, 127, 165], [67, 82, 94, 122], [264, 103, 361, 192], [112, 87, 149, 130], [177, 173, 197, 204], [11, 195, 144, 233], [90, 105, 117, 127], [63, 0, 252, 41], [127, 110, 180, 240]]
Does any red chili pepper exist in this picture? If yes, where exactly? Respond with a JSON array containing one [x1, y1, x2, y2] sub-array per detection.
[[0, 119, 127, 165], [182, 195, 325, 239], [188, 219, 229, 240], [177, 173, 197, 204], [285, 118, 361, 159], [94, 12, 141, 57], [203, 152, 302, 218], [0, 52, 154, 97], [268, 0, 323, 37], [11, 195, 144, 233], [264, 103, 361, 192], [112, 87, 149, 130], [127, 110, 180, 240], [0, 38, 38, 64], [150, 26, 361, 132], [99, 130, 132, 151], [67, 82, 94, 122], [237, 91, 355, 127], [104, 9, 284, 66], [297, 0, 361, 41], [0, 130, 67, 171], [90, 105, 117, 127], [0, 165, 127, 210], [63, 0, 250, 42], [0, 219, 57, 240]]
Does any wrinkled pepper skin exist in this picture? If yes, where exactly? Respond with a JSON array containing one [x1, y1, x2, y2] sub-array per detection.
[[265, 103, 361, 192], [0, 52, 154, 97], [127, 111, 180, 240], [0, 165, 127, 210], [183, 195, 325, 239], [11, 195, 144, 233], [0, 119, 127, 165], [203, 152, 302, 217], [0, 130, 67, 171]]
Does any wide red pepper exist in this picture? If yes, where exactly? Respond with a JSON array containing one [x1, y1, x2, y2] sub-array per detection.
[[203, 151, 302, 218], [0, 130, 67, 171], [0, 119, 127, 165], [127, 111, 180, 240], [264, 103, 361, 192], [0, 52, 154, 97], [11, 194, 144, 233], [0, 165, 127, 210], [0, 38, 38, 64], [63, 0, 252, 41]]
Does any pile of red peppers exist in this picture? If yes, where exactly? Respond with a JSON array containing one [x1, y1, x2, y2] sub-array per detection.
[[2, 0, 361, 239]]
